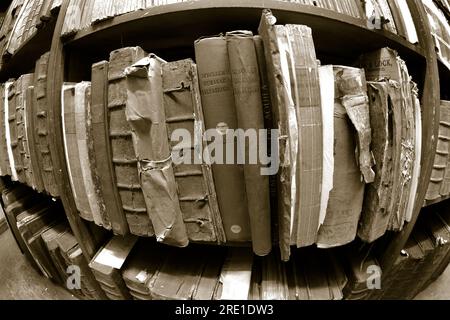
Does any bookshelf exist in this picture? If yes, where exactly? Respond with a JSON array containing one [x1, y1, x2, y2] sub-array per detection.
[[0, 0, 446, 299]]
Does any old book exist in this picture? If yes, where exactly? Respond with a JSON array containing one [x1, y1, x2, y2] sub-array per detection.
[[192, 247, 225, 300], [258, 9, 299, 261], [393, 0, 418, 44], [441, 102, 450, 197], [388, 60, 416, 231], [34, 52, 59, 197], [286, 24, 323, 248], [317, 67, 366, 248], [162, 59, 225, 244], [406, 82, 422, 222], [62, 83, 93, 222], [317, 65, 334, 231], [108, 47, 153, 237], [61, 0, 85, 37], [6, 81, 19, 181], [149, 246, 208, 300], [226, 31, 272, 256], [16, 203, 63, 281], [125, 55, 187, 247], [17, 75, 38, 189], [90, 61, 121, 233], [0, 84, 11, 176], [358, 81, 395, 243], [194, 35, 251, 243], [215, 247, 253, 300], [89, 235, 137, 300], [25, 86, 45, 192], [121, 240, 165, 298], [260, 250, 289, 300]]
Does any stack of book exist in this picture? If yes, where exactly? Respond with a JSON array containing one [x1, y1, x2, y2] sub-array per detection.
[[426, 100, 450, 203], [0, 51, 59, 197]]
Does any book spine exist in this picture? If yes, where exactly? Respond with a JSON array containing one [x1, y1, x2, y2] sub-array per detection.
[[12, 77, 26, 183], [34, 52, 59, 197], [317, 67, 365, 248], [62, 84, 94, 222], [125, 55, 188, 247], [286, 24, 323, 248], [6, 81, 20, 181], [16, 74, 34, 188], [75, 82, 105, 227], [162, 59, 226, 244], [0, 84, 9, 176], [194, 36, 251, 243], [226, 31, 272, 256], [90, 61, 121, 233], [440, 101, 450, 197], [358, 81, 395, 242], [107, 47, 153, 237], [258, 10, 298, 261]]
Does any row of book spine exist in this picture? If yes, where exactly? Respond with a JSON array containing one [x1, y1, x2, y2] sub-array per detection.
[[2, 10, 423, 263], [424, 0, 450, 71], [0, 0, 61, 71], [0, 181, 104, 300], [0, 52, 60, 197], [61, 0, 365, 38], [87, 235, 347, 301]]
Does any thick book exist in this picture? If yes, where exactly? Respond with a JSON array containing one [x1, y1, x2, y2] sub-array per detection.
[[0, 84, 11, 176], [107, 47, 153, 237], [317, 66, 366, 248], [194, 35, 251, 243], [90, 61, 120, 233], [89, 235, 137, 300], [62, 83, 93, 222], [149, 246, 208, 300], [14, 74, 35, 185], [25, 86, 45, 192], [358, 81, 395, 243], [286, 24, 323, 248], [226, 31, 272, 255], [6, 81, 20, 181], [214, 247, 253, 300], [34, 52, 59, 197], [440, 101, 450, 197], [125, 55, 187, 247], [258, 9, 299, 261], [162, 59, 226, 244]]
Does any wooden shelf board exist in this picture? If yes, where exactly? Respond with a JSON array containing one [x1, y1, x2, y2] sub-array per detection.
[[0, 18, 56, 82], [63, 0, 425, 62]]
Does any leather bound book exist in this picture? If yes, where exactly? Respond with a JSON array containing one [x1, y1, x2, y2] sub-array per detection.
[[258, 10, 299, 261], [286, 24, 323, 248], [125, 55, 187, 247], [107, 47, 152, 237], [25, 86, 45, 192], [317, 66, 365, 248], [62, 83, 94, 222], [91, 61, 120, 233], [34, 52, 59, 197], [0, 84, 11, 176], [358, 82, 395, 242], [226, 31, 272, 256], [162, 59, 225, 244], [194, 35, 251, 244]]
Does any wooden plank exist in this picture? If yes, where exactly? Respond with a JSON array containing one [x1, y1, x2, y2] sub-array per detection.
[[380, 0, 441, 273]]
